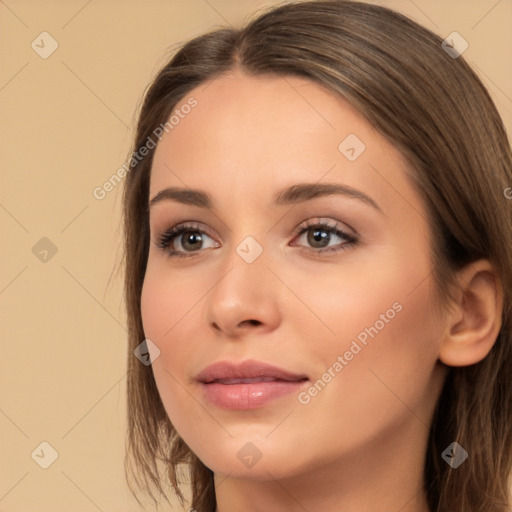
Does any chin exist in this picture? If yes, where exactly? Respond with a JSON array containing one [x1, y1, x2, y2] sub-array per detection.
[[190, 435, 311, 481]]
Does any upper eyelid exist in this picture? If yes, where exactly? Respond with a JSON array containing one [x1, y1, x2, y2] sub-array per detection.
[[292, 218, 356, 236], [155, 218, 352, 236]]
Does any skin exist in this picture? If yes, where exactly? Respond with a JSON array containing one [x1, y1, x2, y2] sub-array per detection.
[[140, 71, 502, 512]]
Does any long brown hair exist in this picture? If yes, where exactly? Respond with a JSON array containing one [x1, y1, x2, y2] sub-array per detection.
[[122, 1, 512, 511]]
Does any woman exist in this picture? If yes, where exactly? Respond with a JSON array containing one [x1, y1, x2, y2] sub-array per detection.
[[122, 1, 512, 511]]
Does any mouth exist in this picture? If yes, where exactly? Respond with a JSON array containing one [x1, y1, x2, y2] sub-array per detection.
[[195, 360, 309, 410], [207, 376, 303, 384]]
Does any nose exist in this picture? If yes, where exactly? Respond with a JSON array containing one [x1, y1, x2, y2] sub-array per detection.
[[205, 246, 281, 339]]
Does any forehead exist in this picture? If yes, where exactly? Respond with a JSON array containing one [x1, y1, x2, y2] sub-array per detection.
[[153, 71, 377, 166], [149, 72, 421, 222]]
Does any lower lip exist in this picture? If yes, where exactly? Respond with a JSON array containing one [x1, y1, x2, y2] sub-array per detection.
[[200, 380, 308, 410]]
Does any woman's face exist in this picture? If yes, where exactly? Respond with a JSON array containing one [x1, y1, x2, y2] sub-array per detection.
[[141, 72, 448, 481]]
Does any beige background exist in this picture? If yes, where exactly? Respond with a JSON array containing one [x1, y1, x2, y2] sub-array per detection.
[[1, 0, 511, 511]]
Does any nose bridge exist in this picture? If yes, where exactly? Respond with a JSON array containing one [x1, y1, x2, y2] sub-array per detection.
[[205, 228, 281, 334], [218, 207, 270, 275], [212, 231, 269, 303]]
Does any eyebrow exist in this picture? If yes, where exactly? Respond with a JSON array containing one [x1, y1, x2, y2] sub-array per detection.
[[149, 182, 383, 213]]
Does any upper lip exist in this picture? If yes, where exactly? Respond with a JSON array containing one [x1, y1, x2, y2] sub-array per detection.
[[195, 359, 309, 384]]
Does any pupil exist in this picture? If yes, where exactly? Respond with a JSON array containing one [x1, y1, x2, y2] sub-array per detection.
[[308, 228, 329, 247], [183, 231, 202, 250]]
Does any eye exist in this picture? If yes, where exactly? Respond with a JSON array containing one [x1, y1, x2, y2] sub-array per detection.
[[155, 219, 358, 259], [155, 221, 219, 259], [291, 220, 357, 255]]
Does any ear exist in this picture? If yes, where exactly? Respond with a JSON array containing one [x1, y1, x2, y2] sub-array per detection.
[[439, 260, 503, 367]]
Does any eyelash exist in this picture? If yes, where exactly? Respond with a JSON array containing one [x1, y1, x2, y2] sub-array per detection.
[[155, 220, 358, 259]]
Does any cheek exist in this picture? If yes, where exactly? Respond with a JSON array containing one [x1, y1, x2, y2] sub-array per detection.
[[140, 270, 195, 429], [140, 266, 194, 392], [140, 257, 204, 340], [308, 266, 443, 439], [140, 270, 171, 339], [300, 243, 443, 425], [140, 258, 210, 397]]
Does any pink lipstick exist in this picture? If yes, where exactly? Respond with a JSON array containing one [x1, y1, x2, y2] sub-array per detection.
[[195, 359, 309, 410]]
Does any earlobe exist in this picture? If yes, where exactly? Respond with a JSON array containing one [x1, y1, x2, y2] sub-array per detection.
[[439, 260, 503, 367]]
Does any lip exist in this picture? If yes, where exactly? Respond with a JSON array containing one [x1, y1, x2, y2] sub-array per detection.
[[196, 359, 309, 410]]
